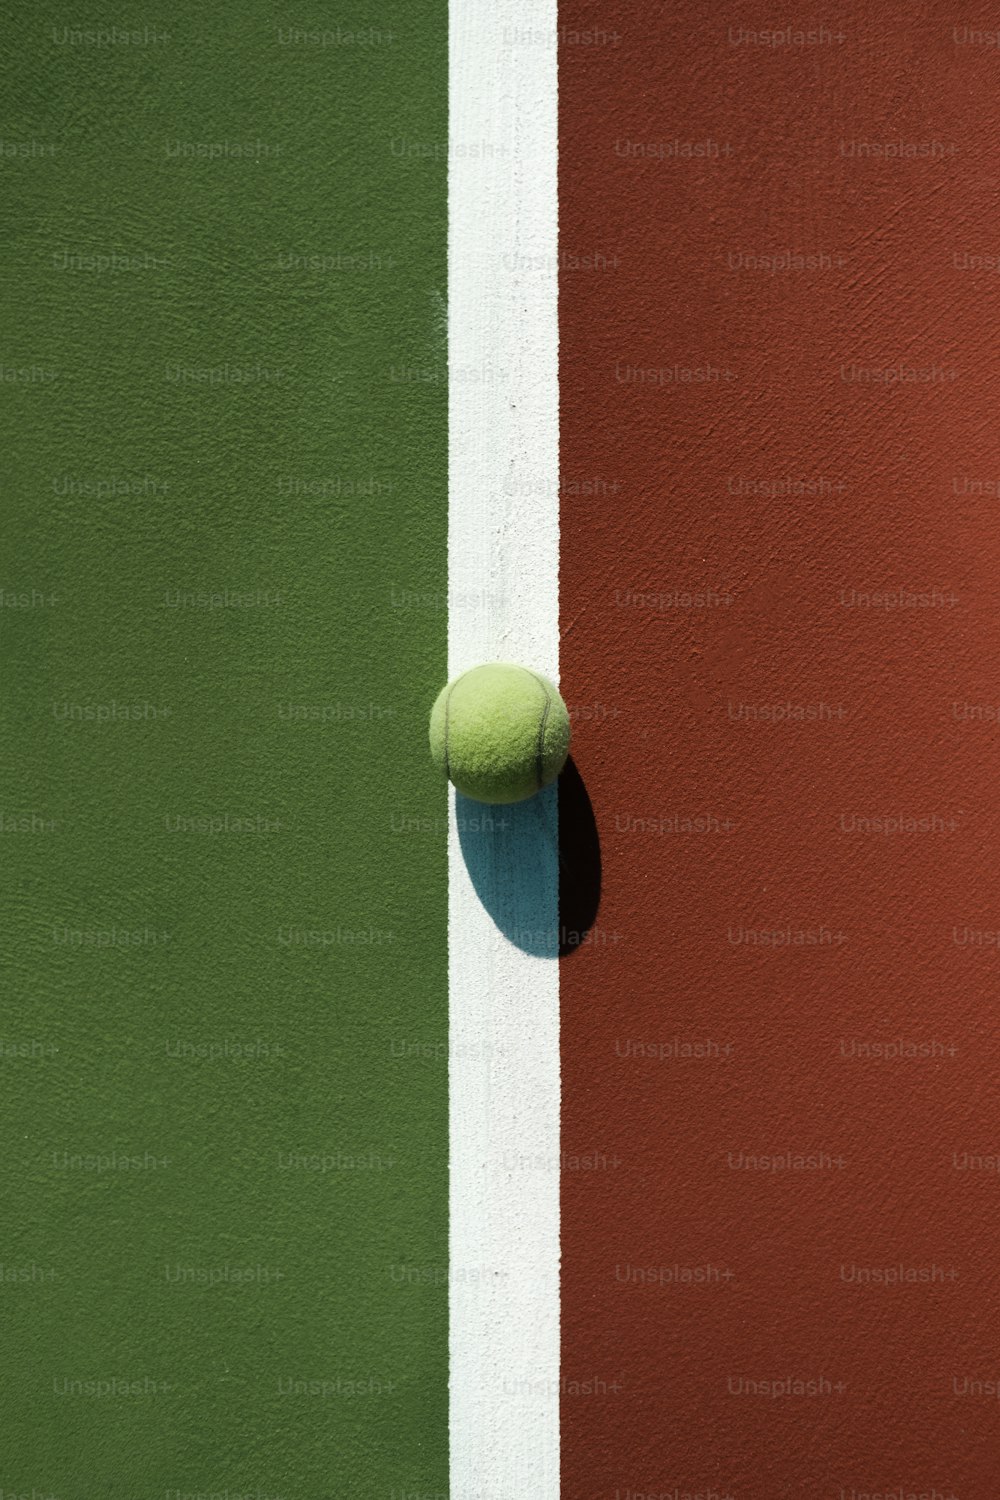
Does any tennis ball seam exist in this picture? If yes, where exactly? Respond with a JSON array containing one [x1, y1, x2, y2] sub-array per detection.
[[441, 676, 460, 783], [516, 665, 553, 792], [430, 663, 570, 804]]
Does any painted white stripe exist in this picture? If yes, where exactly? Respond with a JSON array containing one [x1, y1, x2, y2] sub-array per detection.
[[448, 0, 559, 1494]]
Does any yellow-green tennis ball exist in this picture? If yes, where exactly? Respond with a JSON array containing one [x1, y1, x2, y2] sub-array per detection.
[[429, 662, 571, 805]]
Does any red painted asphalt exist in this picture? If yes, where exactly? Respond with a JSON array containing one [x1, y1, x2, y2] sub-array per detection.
[[559, 4, 1000, 1494]]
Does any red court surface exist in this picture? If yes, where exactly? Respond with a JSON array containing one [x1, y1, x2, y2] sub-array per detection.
[[559, 4, 1000, 1494]]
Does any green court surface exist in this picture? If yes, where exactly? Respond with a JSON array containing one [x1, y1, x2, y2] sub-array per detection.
[[1, 4, 448, 1492]]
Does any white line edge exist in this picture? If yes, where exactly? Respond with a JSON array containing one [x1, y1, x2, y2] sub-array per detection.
[[448, 1, 560, 1495]]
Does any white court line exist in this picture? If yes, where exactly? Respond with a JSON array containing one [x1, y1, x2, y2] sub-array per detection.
[[448, 0, 560, 1495]]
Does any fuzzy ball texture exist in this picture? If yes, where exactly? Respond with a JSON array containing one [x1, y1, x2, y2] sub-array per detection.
[[429, 662, 571, 804]]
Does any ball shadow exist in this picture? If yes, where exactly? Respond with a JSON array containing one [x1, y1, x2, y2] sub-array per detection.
[[455, 755, 601, 959], [557, 756, 602, 958]]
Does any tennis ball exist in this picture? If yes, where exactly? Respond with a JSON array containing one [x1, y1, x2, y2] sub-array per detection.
[[429, 662, 571, 805]]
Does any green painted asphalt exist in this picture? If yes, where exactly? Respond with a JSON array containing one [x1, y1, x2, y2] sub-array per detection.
[[0, 4, 449, 1493]]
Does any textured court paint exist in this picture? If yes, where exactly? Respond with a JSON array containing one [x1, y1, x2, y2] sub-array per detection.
[[560, 4, 1000, 1495], [0, 4, 448, 1492], [448, 0, 559, 1491]]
